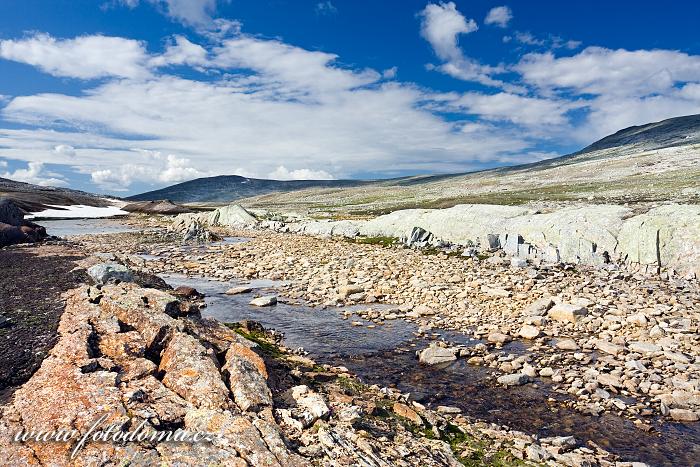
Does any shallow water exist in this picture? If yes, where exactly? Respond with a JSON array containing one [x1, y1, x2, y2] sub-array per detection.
[[41, 218, 136, 237], [163, 274, 700, 466]]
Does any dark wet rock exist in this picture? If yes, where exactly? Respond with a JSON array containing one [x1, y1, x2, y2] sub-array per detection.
[[0, 199, 48, 247], [0, 198, 24, 226], [172, 285, 203, 299]]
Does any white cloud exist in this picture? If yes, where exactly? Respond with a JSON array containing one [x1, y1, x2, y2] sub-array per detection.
[[516, 47, 700, 97], [0, 160, 7, 168], [150, 35, 208, 67], [5, 24, 699, 195], [484, 6, 512, 28], [1, 49, 531, 190], [382, 66, 398, 79], [514, 31, 545, 46], [90, 150, 201, 190], [419, 2, 477, 62], [53, 144, 76, 156], [212, 36, 381, 96], [0, 34, 150, 79], [315, 1, 337, 16], [155, 0, 218, 27], [269, 166, 335, 180], [1, 161, 67, 187], [446, 92, 580, 127], [115, 0, 239, 32], [419, 2, 507, 87]]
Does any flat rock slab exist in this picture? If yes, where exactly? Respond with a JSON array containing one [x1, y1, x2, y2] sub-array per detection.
[[250, 295, 278, 307]]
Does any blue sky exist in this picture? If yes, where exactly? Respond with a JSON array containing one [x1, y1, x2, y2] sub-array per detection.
[[1, 0, 700, 195]]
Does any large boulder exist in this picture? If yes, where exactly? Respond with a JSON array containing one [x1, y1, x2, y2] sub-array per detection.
[[0, 198, 24, 226], [208, 204, 257, 228], [0, 199, 48, 247], [617, 204, 700, 277]]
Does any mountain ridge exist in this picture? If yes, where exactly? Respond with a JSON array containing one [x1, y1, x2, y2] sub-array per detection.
[[128, 114, 700, 208]]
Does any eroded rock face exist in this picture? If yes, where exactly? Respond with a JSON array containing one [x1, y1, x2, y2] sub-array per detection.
[[159, 332, 231, 410], [0, 283, 301, 466]]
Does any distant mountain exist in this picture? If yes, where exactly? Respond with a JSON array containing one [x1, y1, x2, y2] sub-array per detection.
[[127, 175, 377, 203], [580, 114, 700, 154], [0, 178, 112, 213], [130, 114, 700, 209]]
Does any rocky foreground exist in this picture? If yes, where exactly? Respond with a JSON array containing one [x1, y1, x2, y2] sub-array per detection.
[[0, 276, 471, 466], [89, 220, 700, 427], [0, 250, 616, 467], [2, 211, 699, 465]]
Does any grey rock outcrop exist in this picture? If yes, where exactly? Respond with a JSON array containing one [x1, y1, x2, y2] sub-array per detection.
[[87, 263, 134, 284], [172, 204, 257, 233]]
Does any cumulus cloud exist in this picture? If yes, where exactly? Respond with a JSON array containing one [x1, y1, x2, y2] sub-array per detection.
[[3, 19, 700, 194], [90, 150, 201, 190], [150, 35, 208, 67], [516, 47, 700, 97], [419, 2, 477, 61], [0, 34, 150, 79], [212, 36, 381, 96], [419, 2, 506, 87], [269, 166, 335, 180], [484, 6, 512, 28], [446, 92, 580, 127], [512, 46, 700, 141], [1, 161, 67, 186], [382, 66, 398, 79], [53, 144, 76, 156]]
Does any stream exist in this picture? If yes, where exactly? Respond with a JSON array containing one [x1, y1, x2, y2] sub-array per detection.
[[53, 219, 698, 465], [164, 273, 700, 466]]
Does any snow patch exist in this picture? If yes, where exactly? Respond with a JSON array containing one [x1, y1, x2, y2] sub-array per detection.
[[26, 204, 129, 219]]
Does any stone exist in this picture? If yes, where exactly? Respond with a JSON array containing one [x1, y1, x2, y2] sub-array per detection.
[[87, 262, 134, 284], [436, 405, 462, 414], [393, 402, 423, 425], [289, 385, 330, 427], [159, 332, 231, 410], [519, 324, 540, 339], [596, 340, 624, 356], [487, 332, 511, 344], [548, 303, 588, 323], [597, 373, 622, 389], [222, 343, 272, 412], [510, 257, 528, 268], [555, 339, 579, 351], [0, 199, 24, 226], [669, 409, 699, 422], [250, 295, 277, 307], [497, 373, 529, 386], [418, 345, 457, 365], [526, 444, 550, 462], [226, 286, 253, 295], [629, 341, 661, 354], [523, 297, 554, 316], [172, 286, 202, 298]]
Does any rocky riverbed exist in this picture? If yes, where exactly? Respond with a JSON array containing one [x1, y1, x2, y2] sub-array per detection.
[[2, 215, 699, 465], [70, 216, 700, 463]]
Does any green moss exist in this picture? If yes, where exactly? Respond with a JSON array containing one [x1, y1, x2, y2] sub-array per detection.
[[335, 376, 368, 395], [353, 236, 399, 247], [224, 323, 286, 359]]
